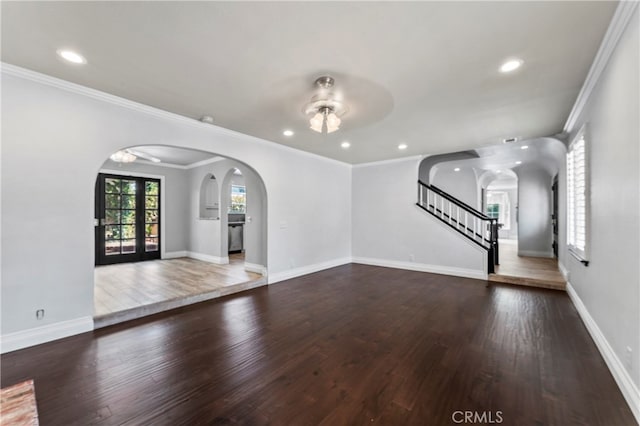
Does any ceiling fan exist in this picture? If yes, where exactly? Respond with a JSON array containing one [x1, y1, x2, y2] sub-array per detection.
[[110, 148, 161, 163]]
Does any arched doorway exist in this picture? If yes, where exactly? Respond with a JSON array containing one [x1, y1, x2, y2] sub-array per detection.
[[93, 145, 268, 327]]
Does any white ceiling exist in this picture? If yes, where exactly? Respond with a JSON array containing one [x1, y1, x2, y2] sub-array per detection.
[[1, 1, 616, 164]]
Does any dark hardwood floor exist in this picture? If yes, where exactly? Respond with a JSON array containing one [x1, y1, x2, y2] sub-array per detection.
[[1, 264, 635, 425]]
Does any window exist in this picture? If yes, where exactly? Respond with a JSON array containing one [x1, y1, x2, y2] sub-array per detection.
[[486, 191, 510, 230], [567, 126, 588, 262], [229, 185, 246, 213]]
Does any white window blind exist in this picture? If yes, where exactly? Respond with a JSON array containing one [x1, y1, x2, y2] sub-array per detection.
[[567, 129, 588, 261]]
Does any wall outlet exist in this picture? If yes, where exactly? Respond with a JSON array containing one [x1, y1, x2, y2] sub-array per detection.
[[36, 309, 45, 320], [409, 254, 415, 262], [625, 346, 633, 369]]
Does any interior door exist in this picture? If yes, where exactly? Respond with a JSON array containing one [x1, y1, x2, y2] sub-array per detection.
[[95, 173, 161, 265]]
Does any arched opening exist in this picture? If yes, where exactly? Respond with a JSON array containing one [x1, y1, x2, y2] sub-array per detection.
[[479, 169, 519, 241], [199, 173, 220, 219], [93, 145, 268, 328]]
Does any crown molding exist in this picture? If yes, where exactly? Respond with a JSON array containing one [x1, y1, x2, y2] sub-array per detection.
[[185, 156, 227, 169], [134, 156, 225, 170], [352, 155, 423, 169], [1, 63, 352, 168], [134, 159, 189, 169], [564, 0, 639, 133]]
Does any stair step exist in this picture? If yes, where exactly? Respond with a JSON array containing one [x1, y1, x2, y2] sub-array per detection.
[[488, 273, 566, 291]]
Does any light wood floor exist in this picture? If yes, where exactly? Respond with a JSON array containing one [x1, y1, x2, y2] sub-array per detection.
[[489, 239, 566, 290], [94, 253, 263, 322]]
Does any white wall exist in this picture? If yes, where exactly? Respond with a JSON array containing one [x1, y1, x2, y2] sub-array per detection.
[[1, 69, 352, 338], [562, 7, 639, 392], [431, 165, 480, 209], [100, 159, 190, 253], [515, 165, 554, 257], [352, 158, 487, 279]]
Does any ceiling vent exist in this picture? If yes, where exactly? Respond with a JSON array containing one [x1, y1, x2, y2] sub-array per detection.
[[502, 137, 518, 144]]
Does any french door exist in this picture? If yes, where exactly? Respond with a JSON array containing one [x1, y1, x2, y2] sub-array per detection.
[[95, 173, 161, 265]]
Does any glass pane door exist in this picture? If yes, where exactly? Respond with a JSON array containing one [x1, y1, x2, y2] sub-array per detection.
[[95, 174, 161, 265]]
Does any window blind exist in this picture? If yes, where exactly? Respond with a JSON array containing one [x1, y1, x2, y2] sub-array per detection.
[[567, 134, 587, 259]]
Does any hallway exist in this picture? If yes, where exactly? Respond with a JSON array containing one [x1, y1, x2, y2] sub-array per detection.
[[489, 239, 566, 290]]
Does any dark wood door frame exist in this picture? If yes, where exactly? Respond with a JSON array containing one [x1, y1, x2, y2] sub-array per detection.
[[551, 175, 559, 258]]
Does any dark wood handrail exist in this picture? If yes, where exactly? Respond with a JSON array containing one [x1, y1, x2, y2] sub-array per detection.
[[418, 180, 494, 221]]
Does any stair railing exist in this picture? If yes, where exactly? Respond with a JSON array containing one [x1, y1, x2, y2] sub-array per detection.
[[417, 180, 499, 273]]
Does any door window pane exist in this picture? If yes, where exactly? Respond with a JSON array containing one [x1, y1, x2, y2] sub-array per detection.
[[145, 196, 158, 209], [121, 225, 136, 239], [122, 239, 136, 254], [145, 223, 158, 238], [105, 179, 121, 193], [105, 209, 120, 225], [121, 210, 136, 224], [145, 210, 158, 223], [105, 240, 121, 255], [106, 194, 121, 209], [122, 180, 137, 194], [122, 195, 136, 209], [105, 225, 121, 240], [145, 238, 158, 252], [145, 181, 159, 196]]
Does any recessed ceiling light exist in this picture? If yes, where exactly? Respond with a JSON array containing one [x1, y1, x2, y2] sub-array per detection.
[[515, 161, 522, 165], [283, 130, 294, 136], [151, 158, 162, 163], [398, 143, 408, 150], [57, 49, 87, 64], [341, 141, 351, 149], [454, 167, 461, 172], [521, 145, 529, 150], [496, 170, 502, 173], [500, 58, 523, 73]]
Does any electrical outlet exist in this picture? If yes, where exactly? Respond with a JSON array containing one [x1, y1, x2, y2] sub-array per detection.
[[625, 347, 633, 369], [36, 309, 45, 320], [409, 254, 415, 262]]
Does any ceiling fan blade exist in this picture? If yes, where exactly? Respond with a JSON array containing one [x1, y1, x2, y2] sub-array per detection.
[[126, 149, 161, 163]]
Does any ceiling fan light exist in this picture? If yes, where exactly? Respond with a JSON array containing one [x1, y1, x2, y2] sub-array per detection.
[[326, 113, 341, 133], [310, 112, 324, 133], [110, 150, 137, 163]]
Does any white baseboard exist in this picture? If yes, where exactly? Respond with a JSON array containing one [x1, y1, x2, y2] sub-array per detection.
[[558, 261, 569, 281], [244, 262, 267, 276], [268, 257, 351, 285], [164, 250, 188, 259], [351, 257, 487, 280], [518, 250, 555, 258], [0, 316, 94, 354], [566, 282, 640, 424], [187, 251, 229, 265]]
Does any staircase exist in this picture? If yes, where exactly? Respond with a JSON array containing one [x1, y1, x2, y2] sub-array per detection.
[[416, 180, 499, 273]]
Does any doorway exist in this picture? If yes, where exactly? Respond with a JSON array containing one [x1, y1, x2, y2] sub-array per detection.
[[95, 173, 161, 265], [551, 175, 559, 258]]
